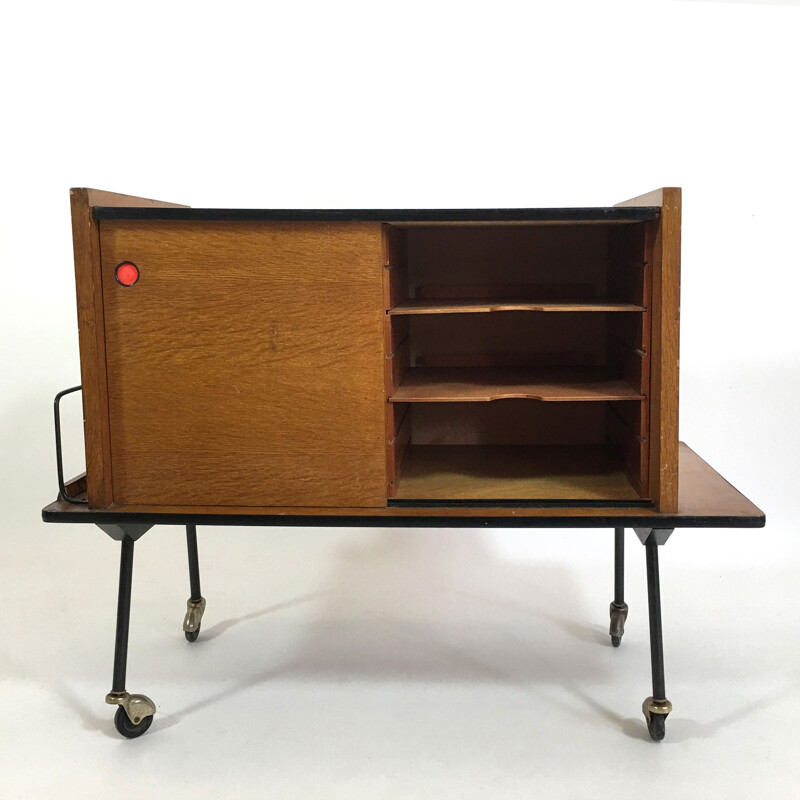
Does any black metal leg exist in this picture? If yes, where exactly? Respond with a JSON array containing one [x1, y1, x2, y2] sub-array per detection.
[[646, 539, 665, 699], [609, 527, 628, 646], [183, 525, 206, 642], [105, 534, 156, 738], [111, 536, 135, 694], [643, 535, 672, 741], [614, 527, 624, 605], [186, 524, 202, 602]]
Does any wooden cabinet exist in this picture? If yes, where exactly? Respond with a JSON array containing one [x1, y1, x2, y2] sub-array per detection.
[[70, 188, 680, 513], [52, 189, 763, 744]]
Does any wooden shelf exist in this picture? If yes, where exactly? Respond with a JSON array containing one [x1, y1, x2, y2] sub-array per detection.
[[389, 299, 645, 315], [393, 444, 641, 501], [389, 367, 643, 403]]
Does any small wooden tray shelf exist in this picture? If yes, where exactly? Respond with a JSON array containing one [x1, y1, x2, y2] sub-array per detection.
[[389, 366, 644, 403], [392, 444, 642, 501], [388, 299, 645, 315]]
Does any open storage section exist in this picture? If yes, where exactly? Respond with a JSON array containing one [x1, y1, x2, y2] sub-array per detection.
[[383, 219, 654, 504]]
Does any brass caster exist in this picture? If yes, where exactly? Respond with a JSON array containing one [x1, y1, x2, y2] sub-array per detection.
[[183, 597, 206, 643], [609, 601, 628, 647], [106, 691, 156, 738], [642, 696, 672, 742]]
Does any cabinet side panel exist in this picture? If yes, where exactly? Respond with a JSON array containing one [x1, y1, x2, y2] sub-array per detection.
[[615, 188, 665, 208], [99, 221, 387, 508], [383, 224, 411, 497], [608, 222, 651, 497], [84, 188, 188, 209], [615, 188, 681, 512], [70, 189, 113, 506], [648, 190, 681, 511]]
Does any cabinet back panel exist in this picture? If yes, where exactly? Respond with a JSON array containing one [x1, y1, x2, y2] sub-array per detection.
[[407, 225, 609, 295], [99, 221, 386, 507], [410, 313, 606, 366], [411, 401, 607, 445]]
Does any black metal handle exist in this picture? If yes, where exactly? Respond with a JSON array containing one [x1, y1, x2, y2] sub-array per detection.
[[54, 385, 88, 504]]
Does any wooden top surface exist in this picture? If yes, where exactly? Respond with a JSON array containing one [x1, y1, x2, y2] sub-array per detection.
[[42, 443, 764, 528]]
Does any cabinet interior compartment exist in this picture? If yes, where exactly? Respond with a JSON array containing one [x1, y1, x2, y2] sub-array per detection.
[[382, 221, 652, 504]]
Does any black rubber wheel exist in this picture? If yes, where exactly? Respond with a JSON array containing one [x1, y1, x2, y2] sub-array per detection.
[[647, 713, 667, 742], [114, 706, 153, 739], [611, 635, 621, 647], [185, 625, 200, 643]]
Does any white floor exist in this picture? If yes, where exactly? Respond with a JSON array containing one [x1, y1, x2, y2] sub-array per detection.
[[2, 521, 797, 800]]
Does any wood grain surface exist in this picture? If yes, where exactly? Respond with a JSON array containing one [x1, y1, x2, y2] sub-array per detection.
[[393, 444, 641, 501], [85, 188, 189, 209], [383, 224, 411, 496], [71, 193, 682, 512], [71, 188, 187, 506], [616, 188, 681, 511], [409, 400, 607, 446], [44, 444, 764, 524], [99, 220, 386, 507], [390, 367, 644, 403], [406, 225, 610, 300], [408, 312, 607, 369], [389, 298, 644, 314]]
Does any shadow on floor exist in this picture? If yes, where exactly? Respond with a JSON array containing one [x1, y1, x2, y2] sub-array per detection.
[[161, 528, 618, 725]]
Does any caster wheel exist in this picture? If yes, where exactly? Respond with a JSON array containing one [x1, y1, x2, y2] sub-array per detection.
[[185, 625, 200, 643], [114, 705, 153, 739], [608, 602, 628, 647], [646, 713, 667, 742]]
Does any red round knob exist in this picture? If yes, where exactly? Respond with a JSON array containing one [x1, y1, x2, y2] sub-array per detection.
[[115, 262, 140, 286]]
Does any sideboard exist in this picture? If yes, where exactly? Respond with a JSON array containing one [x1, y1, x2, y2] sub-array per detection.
[[43, 187, 764, 741]]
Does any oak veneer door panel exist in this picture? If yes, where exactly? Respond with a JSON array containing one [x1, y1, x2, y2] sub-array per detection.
[[70, 188, 188, 507], [99, 221, 386, 507]]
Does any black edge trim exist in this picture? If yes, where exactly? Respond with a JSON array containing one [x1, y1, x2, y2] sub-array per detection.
[[41, 506, 766, 529], [92, 207, 661, 223]]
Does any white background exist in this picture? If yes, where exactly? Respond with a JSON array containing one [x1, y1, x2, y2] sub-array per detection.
[[1, 0, 799, 797]]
